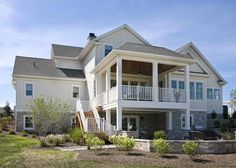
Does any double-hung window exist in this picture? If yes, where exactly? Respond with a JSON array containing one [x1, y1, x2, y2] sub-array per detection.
[[26, 83, 33, 96], [72, 86, 79, 98], [196, 82, 203, 100], [207, 88, 221, 100], [104, 45, 113, 56], [190, 82, 195, 100], [171, 80, 185, 90], [24, 115, 34, 130]]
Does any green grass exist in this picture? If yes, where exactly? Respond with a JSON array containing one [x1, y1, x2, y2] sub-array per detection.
[[0, 134, 168, 168]]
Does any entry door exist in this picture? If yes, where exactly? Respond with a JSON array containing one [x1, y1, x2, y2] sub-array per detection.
[[122, 115, 139, 131]]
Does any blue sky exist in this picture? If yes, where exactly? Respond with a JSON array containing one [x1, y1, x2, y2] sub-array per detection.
[[0, 0, 236, 107]]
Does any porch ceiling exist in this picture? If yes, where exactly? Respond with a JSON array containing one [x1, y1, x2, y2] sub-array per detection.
[[111, 60, 176, 76]]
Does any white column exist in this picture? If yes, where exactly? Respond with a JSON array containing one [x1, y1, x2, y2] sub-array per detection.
[[96, 73, 102, 96], [185, 109, 190, 130], [106, 67, 111, 103], [117, 57, 122, 100], [106, 109, 111, 125], [167, 111, 172, 130], [185, 64, 190, 104], [184, 64, 190, 130], [116, 105, 122, 131], [152, 61, 158, 101]]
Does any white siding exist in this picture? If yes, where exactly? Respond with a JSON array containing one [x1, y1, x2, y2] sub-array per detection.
[[15, 77, 87, 112]]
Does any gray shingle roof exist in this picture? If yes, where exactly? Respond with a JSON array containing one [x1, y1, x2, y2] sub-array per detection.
[[118, 42, 192, 59], [52, 44, 83, 58], [13, 56, 85, 79]]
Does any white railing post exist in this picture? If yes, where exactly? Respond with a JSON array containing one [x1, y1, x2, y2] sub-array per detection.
[[137, 85, 139, 101]]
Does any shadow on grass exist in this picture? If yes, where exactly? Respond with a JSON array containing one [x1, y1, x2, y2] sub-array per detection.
[[162, 155, 178, 159], [97, 152, 112, 156], [192, 158, 214, 164], [127, 152, 146, 156]]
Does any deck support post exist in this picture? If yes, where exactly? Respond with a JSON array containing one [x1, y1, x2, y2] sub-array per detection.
[[152, 61, 159, 101]]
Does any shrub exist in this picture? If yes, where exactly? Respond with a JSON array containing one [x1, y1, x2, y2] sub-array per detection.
[[94, 131, 108, 141], [214, 120, 221, 128], [21, 130, 28, 137], [63, 134, 71, 142], [70, 127, 83, 144], [182, 141, 200, 160], [232, 111, 236, 119], [152, 139, 170, 157], [109, 135, 135, 152], [32, 134, 38, 138], [8, 129, 16, 135], [223, 130, 233, 140], [0, 129, 2, 133], [153, 130, 167, 140], [86, 137, 105, 151], [46, 134, 65, 146], [220, 122, 232, 132], [223, 109, 229, 119], [39, 138, 48, 147], [211, 111, 217, 119]]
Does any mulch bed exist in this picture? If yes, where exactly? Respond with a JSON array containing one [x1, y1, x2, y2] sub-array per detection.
[[77, 148, 236, 168]]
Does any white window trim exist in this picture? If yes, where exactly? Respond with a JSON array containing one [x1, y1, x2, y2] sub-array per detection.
[[72, 85, 80, 99], [122, 115, 139, 132], [181, 114, 194, 130], [103, 43, 114, 57], [23, 115, 34, 130], [24, 82, 34, 97]]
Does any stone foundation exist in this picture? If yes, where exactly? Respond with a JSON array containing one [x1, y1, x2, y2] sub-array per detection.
[[134, 139, 236, 154]]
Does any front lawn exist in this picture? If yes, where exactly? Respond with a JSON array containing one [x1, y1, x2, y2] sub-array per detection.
[[1, 134, 236, 168]]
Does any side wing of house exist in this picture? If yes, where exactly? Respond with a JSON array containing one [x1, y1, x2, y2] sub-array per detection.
[[175, 42, 227, 115]]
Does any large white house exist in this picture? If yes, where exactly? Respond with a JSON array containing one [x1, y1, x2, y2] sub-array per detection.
[[12, 24, 227, 139]]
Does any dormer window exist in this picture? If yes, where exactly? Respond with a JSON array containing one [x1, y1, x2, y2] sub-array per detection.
[[104, 45, 113, 56]]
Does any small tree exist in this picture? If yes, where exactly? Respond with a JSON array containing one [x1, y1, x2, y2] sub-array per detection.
[[211, 110, 217, 119], [152, 139, 170, 157], [27, 97, 72, 136], [0, 102, 13, 118]]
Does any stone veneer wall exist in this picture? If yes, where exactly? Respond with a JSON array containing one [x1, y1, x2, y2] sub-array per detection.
[[16, 111, 75, 132], [134, 139, 236, 154]]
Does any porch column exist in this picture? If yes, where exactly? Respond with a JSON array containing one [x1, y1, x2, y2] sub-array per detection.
[[152, 61, 158, 101], [166, 111, 172, 130], [106, 109, 111, 125], [116, 105, 122, 131], [117, 57, 122, 100], [106, 67, 111, 103], [184, 64, 190, 104], [96, 73, 102, 97], [185, 109, 191, 130]]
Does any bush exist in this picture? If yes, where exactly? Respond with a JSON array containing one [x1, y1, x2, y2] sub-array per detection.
[[39, 138, 48, 147], [63, 134, 71, 142], [223, 110, 229, 119], [21, 130, 28, 137], [153, 130, 167, 140], [46, 134, 65, 146], [94, 131, 108, 141], [109, 135, 135, 152], [0, 117, 12, 130], [182, 141, 200, 160], [214, 120, 221, 128], [223, 130, 233, 140], [0, 129, 2, 133], [86, 137, 105, 151], [232, 111, 236, 119], [152, 139, 170, 157], [32, 134, 38, 138], [8, 129, 16, 135], [70, 127, 83, 144], [211, 111, 217, 119]]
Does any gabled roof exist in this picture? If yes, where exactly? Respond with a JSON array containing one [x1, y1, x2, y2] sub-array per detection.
[[176, 42, 227, 84], [93, 24, 151, 45], [13, 56, 85, 79], [51, 44, 83, 58], [118, 42, 193, 59]]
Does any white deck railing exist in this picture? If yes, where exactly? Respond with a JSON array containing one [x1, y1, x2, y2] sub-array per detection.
[[122, 85, 152, 101], [159, 88, 186, 103]]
